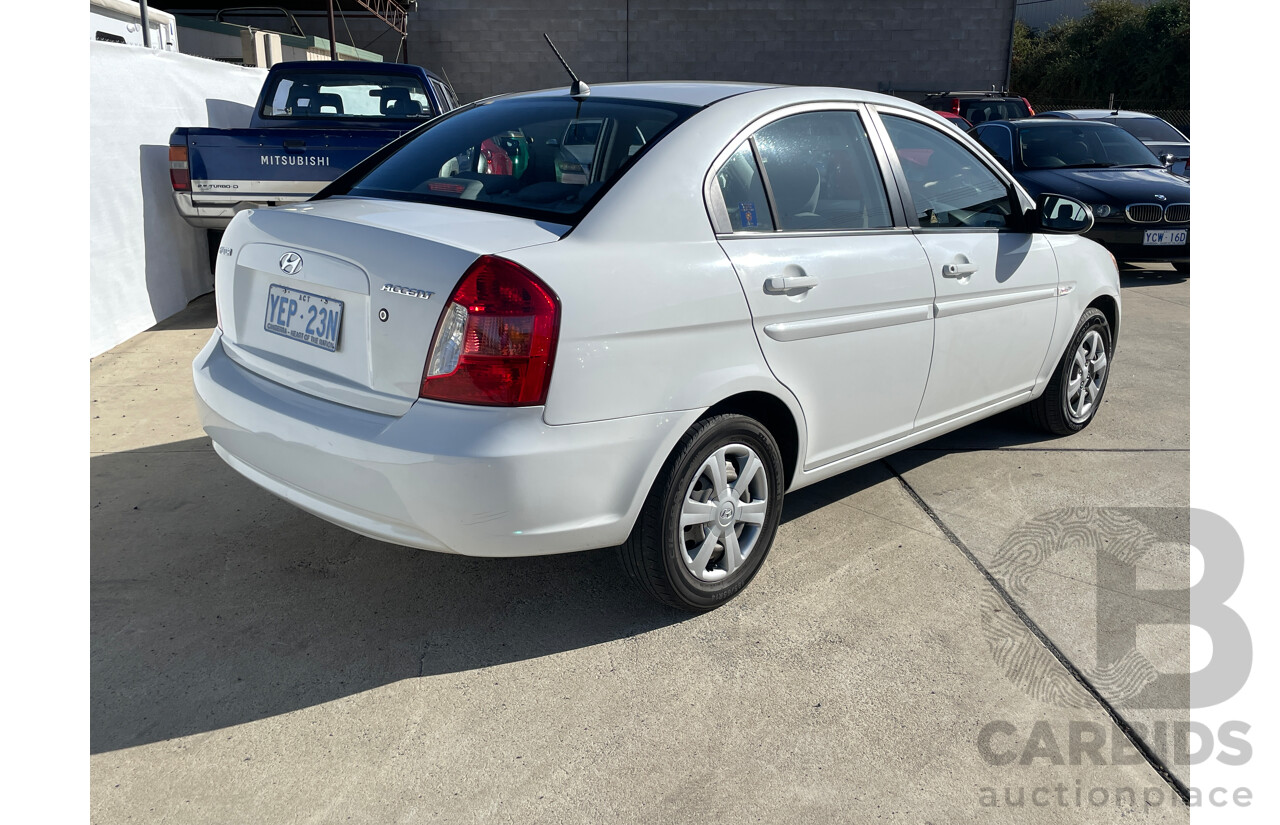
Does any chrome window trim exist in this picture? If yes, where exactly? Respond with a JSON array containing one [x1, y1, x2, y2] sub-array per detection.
[[716, 226, 915, 242]]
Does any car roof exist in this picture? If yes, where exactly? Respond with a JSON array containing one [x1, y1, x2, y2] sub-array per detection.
[[927, 91, 1023, 98], [504, 81, 776, 108], [994, 117, 1125, 130], [492, 82, 913, 110], [269, 60, 443, 80], [1045, 109, 1162, 120]]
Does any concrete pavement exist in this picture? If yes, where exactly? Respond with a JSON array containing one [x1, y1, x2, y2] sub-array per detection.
[[90, 267, 1191, 823]]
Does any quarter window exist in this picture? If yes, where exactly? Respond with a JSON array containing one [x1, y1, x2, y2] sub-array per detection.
[[881, 114, 1014, 229], [713, 143, 775, 232], [430, 78, 458, 112]]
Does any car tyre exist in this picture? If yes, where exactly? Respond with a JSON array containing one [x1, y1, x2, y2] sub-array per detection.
[[1030, 308, 1112, 435], [620, 414, 785, 612], [1173, 261, 1190, 275]]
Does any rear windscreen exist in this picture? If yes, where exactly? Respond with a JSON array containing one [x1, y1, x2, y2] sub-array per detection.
[[1105, 117, 1186, 143], [341, 96, 698, 224], [962, 99, 1031, 124], [260, 72, 435, 120]]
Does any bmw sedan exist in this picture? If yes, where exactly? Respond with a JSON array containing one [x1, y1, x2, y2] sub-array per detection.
[[1036, 109, 1189, 179], [971, 118, 1190, 272], [194, 83, 1120, 611]]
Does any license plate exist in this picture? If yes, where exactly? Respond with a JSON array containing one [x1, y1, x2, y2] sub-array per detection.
[[1143, 229, 1187, 246], [264, 284, 343, 352]]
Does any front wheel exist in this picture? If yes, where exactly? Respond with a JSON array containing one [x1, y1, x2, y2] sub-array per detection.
[[1030, 308, 1113, 435], [619, 414, 785, 611]]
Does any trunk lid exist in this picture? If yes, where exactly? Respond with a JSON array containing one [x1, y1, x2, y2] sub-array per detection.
[[216, 197, 568, 415]]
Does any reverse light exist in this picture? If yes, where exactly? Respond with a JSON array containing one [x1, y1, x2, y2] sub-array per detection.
[[169, 145, 190, 191], [420, 256, 560, 406]]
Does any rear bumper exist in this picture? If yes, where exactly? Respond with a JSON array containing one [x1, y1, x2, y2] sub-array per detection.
[[173, 191, 312, 230], [193, 334, 693, 557], [1085, 222, 1190, 264]]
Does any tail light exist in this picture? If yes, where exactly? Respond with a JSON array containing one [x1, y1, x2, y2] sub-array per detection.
[[420, 256, 560, 406], [950, 98, 961, 115], [169, 146, 190, 191], [1021, 97, 1036, 116]]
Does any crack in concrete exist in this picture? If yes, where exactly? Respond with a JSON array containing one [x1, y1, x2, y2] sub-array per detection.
[[883, 459, 1191, 805]]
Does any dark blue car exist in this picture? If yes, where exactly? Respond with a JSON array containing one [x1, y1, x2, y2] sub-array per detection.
[[970, 119, 1190, 272]]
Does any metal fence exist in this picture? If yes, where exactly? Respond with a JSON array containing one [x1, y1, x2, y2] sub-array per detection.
[[1027, 98, 1190, 136]]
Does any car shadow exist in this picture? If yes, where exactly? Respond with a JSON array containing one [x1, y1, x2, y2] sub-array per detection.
[[91, 436, 691, 754], [91, 401, 1068, 755]]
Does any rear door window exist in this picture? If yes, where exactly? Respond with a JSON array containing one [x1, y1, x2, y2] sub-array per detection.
[[751, 111, 894, 231]]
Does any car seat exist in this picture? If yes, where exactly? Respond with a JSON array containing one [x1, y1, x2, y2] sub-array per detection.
[[767, 161, 822, 229], [380, 88, 423, 117], [311, 93, 344, 115]]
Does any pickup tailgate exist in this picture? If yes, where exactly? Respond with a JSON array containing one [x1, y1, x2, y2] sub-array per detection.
[[181, 127, 406, 198], [215, 197, 568, 415]]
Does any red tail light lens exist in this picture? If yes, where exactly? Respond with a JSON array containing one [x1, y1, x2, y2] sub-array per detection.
[[1021, 97, 1036, 116], [950, 98, 961, 115], [420, 256, 559, 406], [169, 145, 190, 191]]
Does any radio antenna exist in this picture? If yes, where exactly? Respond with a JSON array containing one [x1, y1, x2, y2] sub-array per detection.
[[544, 34, 590, 100]]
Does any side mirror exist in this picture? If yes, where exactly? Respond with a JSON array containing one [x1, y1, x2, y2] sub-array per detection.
[[1033, 193, 1094, 234]]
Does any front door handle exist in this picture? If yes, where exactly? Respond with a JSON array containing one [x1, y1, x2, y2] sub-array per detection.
[[943, 262, 979, 278], [764, 275, 819, 293]]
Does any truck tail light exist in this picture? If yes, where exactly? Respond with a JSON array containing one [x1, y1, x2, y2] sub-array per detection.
[[169, 146, 190, 191], [1021, 97, 1036, 116], [420, 256, 560, 406], [950, 98, 961, 115]]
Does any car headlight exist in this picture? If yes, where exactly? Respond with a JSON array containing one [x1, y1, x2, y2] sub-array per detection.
[[1091, 204, 1115, 218]]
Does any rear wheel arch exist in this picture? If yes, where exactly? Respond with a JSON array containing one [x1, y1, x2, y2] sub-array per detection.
[[701, 391, 801, 489]]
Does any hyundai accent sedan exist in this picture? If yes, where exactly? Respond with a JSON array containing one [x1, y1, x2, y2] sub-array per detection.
[[194, 82, 1120, 611]]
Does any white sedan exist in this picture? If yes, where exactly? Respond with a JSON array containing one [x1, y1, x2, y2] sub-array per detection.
[[194, 82, 1119, 611]]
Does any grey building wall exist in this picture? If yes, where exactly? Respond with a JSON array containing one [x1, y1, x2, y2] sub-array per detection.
[[400, 0, 1017, 104]]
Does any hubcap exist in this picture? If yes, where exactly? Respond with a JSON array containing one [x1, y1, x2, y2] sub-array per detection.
[[1066, 329, 1108, 423], [678, 443, 769, 582]]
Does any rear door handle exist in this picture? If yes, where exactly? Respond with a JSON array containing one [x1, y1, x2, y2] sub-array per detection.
[[283, 139, 307, 150], [943, 262, 979, 279], [764, 275, 819, 293]]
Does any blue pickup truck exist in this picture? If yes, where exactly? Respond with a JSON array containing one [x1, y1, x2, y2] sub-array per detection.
[[170, 60, 459, 229]]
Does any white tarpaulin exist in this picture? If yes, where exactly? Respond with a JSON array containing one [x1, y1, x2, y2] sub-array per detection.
[[90, 43, 266, 356]]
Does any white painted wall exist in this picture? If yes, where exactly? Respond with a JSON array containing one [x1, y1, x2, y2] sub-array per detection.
[[90, 42, 266, 356]]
